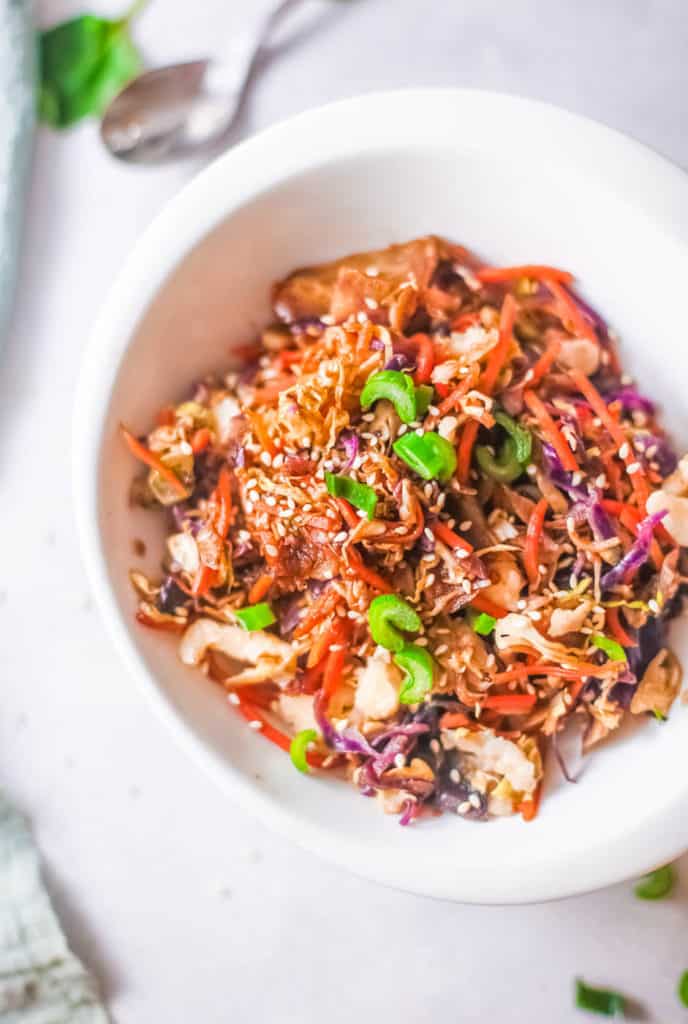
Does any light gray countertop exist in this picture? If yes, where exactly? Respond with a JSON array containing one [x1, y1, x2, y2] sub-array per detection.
[[2, 1, 687, 1021]]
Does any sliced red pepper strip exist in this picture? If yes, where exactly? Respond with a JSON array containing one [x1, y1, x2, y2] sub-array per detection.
[[230, 694, 323, 767], [213, 465, 233, 540], [430, 520, 473, 554], [191, 427, 211, 454], [605, 606, 637, 648], [477, 264, 574, 285], [481, 693, 537, 714], [121, 425, 188, 499], [523, 389, 580, 474], [469, 593, 509, 619], [524, 498, 548, 587], [410, 332, 435, 385], [248, 571, 274, 606], [346, 546, 392, 592]]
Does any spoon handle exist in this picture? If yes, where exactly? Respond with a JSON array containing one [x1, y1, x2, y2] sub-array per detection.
[[206, 0, 301, 97]]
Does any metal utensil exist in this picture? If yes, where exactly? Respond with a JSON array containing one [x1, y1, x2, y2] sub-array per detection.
[[101, 0, 299, 165]]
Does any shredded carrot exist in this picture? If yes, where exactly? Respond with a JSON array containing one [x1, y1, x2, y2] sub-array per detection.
[[120, 425, 189, 498], [569, 368, 650, 505], [470, 593, 508, 619], [600, 449, 623, 500], [523, 390, 580, 473], [410, 333, 435, 385], [213, 465, 233, 539], [191, 427, 211, 454], [296, 592, 340, 645], [346, 546, 392, 592], [298, 656, 328, 693], [336, 497, 361, 531], [524, 498, 548, 587], [518, 783, 541, 822], [526, 336, 561, 388], [192, 562, 216, 596], [480, 292, 517, 395], [156, 405, 176, 426], [482, 693, 537, 714], [248, 571, 274, 605], [606, 606, 637, 648], [321, 621, 350, 700], [457, 420, 480, 484], [491, 661, 605, 683], [439, 711, 473, 729], [430, 520, 473, 554], [249, 374, 297, 405], [547, 280, 596, 342], [477, 264, 574, 285], [437, 365, 480, 416]]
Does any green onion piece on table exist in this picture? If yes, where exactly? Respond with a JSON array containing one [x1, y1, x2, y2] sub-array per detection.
[[360, 370, 417, 423], [395, 644, 435, 704], [634, 863, 674, 900], [678, 971, 688, 1008], [393, 431, 457, 482], [368, 594, 421, 652], [325, 472, 378, 520], [591, 634, 627, 662], [575, 979, 626, 1018], [471, 611, 496, 636], [414, 384, 434, 417], [235, 603, 276, 631], [289, 729, 318, 773], [653, 708, 667, 722]]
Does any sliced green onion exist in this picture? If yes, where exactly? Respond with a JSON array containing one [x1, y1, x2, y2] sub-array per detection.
[[235, 603, 276, 631], [393, 431, 457, 482], [653, 708, 667, 722], [325, 472, 378, 520], [494, 410, 532, 464], [290, 729, 318, 773], [414, 384, 434, 417], [471, 611, 496, 636], [574, 979, 626, 1018], [634, 863, 674, 900], [475, 437, 524, 483], [395, 644, 435, 704], [360, 370, 417, 423], [368, 594, 421, 652], [678, 971, 688, 1008], [591, 634, 627, 662]]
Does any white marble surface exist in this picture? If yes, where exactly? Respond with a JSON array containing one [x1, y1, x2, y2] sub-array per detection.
[[3, 2, 688, 1021]]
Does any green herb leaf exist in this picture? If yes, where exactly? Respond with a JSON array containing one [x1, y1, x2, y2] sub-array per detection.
[[235, 603, 276, 631], [634, 863, 674, 900], [39, 11, 143, 128], [575, 979, 626, 1017], [290, 729, 318, 774], [591, 634, 627, 662], [325, 472, 378, 520], [678, 971, 688, 1008]]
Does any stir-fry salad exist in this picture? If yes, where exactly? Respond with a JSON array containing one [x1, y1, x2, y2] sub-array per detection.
[[123, 236, 687, 824]]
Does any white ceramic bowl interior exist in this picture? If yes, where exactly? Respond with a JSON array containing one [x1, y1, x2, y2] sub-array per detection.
[[74, 90, 688, 903]]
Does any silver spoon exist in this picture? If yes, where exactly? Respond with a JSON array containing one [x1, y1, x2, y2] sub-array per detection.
[[101, 0, 301, 165]]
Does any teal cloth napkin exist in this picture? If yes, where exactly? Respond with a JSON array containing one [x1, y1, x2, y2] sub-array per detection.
[[0, 0, 34, 344], [0, 793, 109, 1022]]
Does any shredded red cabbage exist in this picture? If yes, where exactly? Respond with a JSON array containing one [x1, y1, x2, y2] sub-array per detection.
[[632, 433, 678, 478], [339, 430, 359, 471], [313, 692, 378, 757], [604, 386, 655, 415], [601, 510, 668, 590]]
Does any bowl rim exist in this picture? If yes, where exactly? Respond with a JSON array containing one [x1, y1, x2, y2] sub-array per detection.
[[73, 87, 688, 904]]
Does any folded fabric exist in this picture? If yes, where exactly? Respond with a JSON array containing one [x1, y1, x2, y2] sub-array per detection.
[[0, 792, 110, 1023]]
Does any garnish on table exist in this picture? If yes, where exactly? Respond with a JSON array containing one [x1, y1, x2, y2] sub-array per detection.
[[575, 979, 626, 1018], [634, 863, 675, 900], [39, 0, 147, 128]]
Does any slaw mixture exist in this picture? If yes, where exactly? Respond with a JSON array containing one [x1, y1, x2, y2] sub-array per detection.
[[123, 236, 687, 824]]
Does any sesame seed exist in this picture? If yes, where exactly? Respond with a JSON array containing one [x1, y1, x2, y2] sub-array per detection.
[[397, 424, 408, 435], [526, 463, 537, 477], [457, 801, 471, 815], [618, 442, 630, 460], [592, 417, 602, 427], [468, 793, 481, 809], [449, 768, 461, 783], [517, 598, 527, 610], [365, 266, 379, 277], [248, 720, 263, 730], [260, 451, 273, 467], [265, 495, 277, 507], [626, 461, 641, 474], [595, 473, 607, 489], [244, 501, 254, 514], [524, 369, 535, 383], [428, 405, 440, 415], [648, 598, 660, 614], [429, 739, 440, 754], [364, 297, 379, 310], [571, 471, 584, 486], [321, 314, 335, 325], [456, 548, 469, 560], [393, 753, 406, 768], [459, 520, 472, 531], [265, 544, 278, 557], [415, 636, 429, 647], [356, 311, 369, 324], [461, 579, 472, 593], [528, 609, 542, 621], [425, 574, 435, 587], [334, 531, 347, 543], [227, 692, 240, 705]]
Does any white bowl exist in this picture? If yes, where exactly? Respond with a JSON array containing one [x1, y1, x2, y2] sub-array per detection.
[[74, 89, 688, 904]]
